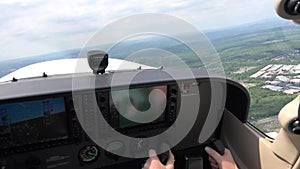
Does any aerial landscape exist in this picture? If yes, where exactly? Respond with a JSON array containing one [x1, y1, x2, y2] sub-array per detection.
[[207, 18, 300, 133], [0, 18, 299, 134]]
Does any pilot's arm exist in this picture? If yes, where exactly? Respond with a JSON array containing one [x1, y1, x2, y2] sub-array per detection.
[[205, 147, 238, 169], [142, 150, 174, 169]]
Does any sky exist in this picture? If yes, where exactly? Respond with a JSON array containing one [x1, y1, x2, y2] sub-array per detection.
[[0, 0, 278, 61]]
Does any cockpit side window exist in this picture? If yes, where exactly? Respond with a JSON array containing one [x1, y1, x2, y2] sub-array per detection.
[[216, 20, 300, 138]]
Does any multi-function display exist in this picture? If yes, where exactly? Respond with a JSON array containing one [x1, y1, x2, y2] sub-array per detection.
[[109, 85, 168, 129]]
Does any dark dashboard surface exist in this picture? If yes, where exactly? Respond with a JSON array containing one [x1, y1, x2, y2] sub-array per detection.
[[0, 69, 249, 169]]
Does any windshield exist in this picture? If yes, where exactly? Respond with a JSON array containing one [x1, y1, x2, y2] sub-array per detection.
[[1, 0, 278, 77], [1, 0, 300, 137]]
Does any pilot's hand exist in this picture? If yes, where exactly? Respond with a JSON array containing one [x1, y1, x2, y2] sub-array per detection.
[[142, 149, 174, 169], [205, 147, 238, 169]]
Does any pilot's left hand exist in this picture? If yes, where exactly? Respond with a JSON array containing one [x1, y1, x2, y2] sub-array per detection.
[[142, 150, 174, 169]]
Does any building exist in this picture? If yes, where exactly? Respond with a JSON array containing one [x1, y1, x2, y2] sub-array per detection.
[[265, 80, 284, 87], [261, 64, 273, 71], [275, 76, 290, 83], [284, 89, 300, 95], [289, 85, 300, 90], [280, 65, 294, 74], [292, 64, 300, 74], [290, 79, 300, 85], [251, 64, 300, 79], [260, 72, 274, 78], [250, 63, 300, 94], [250, 71, 265, 78], [261, 85, 284, 92], [268, 64, 283, 72]]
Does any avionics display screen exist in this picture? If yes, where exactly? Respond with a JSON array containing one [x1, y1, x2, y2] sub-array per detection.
[[110, 86, 167, 129], [0, 97, 68, 148]]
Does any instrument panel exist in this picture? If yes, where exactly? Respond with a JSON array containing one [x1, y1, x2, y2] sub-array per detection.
[[0, 69, 250, 169]]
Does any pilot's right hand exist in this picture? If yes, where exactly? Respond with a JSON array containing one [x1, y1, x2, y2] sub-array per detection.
[[205, 147, 238, 169], [142, 150, 174, 169]]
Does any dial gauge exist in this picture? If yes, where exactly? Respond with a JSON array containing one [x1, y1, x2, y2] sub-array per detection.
[[78, 145, 99, 163]]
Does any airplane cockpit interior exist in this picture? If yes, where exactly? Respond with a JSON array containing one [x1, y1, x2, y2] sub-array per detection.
[[0, 0, 300, 169]]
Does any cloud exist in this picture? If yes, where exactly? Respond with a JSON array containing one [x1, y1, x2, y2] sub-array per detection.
[[0, 0, 276, 61]]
